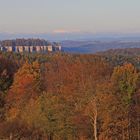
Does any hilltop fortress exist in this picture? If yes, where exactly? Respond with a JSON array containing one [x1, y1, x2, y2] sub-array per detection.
[[0, 39, 62, 53]]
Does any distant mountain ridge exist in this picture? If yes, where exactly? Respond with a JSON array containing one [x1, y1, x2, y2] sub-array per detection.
[[1, 32, 140, 53], [62, 40, 140, 53], [1, 32, 140, 41]]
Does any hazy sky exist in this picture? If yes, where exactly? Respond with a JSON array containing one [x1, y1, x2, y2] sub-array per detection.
[[0, 0, 140, 33]]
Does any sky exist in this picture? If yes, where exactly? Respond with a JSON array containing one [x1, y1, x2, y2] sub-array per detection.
[[0, 0, 140, 34]]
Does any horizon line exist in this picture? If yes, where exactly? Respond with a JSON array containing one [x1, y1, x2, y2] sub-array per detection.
[[1, 31, 140, 35]]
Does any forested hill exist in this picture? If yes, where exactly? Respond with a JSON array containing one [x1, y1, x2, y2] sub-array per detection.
[[96, 48, 140, 68], [0, 50, 140, 139], [97, 48, 140, 56]]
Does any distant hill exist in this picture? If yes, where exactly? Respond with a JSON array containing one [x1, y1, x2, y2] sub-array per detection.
[[62, 40, 140, 53]]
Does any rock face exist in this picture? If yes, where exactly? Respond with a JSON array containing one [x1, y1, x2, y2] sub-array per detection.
[[0, 39, 62, 53]]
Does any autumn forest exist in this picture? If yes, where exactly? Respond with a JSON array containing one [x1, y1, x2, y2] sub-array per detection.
[[0, 49, 140, 140]]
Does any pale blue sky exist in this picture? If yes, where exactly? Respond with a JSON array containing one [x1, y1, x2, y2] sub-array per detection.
[[0, 0, 140, 33]]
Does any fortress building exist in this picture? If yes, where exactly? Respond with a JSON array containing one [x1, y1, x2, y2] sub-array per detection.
[[0, 39, 62, 53]]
